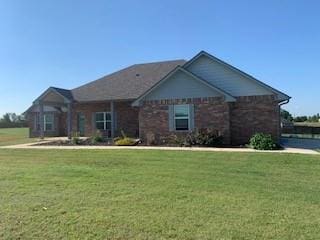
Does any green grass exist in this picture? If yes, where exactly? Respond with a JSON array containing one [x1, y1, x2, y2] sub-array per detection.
[[0, 128, 36, 146], [1, 149, 320, 239]]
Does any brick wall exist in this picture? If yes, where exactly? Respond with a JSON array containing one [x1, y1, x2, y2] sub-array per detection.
[[27, 112, 61, 138], [72, 101, 139, 138], [139, 95, 280, 145], [230, 95, 280, 145], [28, 101, 139, 138], [194, 98, 231, 144], [114, 102, 139, 137], [139, 97, 231, 144], [27, 96, 280, 143]]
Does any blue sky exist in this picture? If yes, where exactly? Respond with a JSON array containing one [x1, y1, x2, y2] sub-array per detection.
[[0, 0, 319, 116]]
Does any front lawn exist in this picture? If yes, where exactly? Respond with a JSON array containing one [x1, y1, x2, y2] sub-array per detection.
[[1, 149, 320, 239], [0, 128, 36, 146]]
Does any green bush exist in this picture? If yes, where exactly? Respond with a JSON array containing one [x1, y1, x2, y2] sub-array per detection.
[[249, 133, 278, 150], [186, 128, 223, 147], [91, 130, 104, 144], [161, 134, 186, 146]]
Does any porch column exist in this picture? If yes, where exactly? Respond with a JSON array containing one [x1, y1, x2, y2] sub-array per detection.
[[39, 101, 44, 139], [67, 102, 72, 139], [110, 101, 115, 139]]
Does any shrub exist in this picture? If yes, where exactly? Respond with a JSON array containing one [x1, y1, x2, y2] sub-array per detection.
[[114, 130, 137, 146], [91, 130, 104, 144], [249, 133, 278, 150], [114, 137, 137, 146], [186, 128, 223, 147], [161, 134, 186, 146], [71, 132, 81, 145]]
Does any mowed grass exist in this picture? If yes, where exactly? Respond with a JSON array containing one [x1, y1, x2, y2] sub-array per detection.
[[0, 128, 36, 146], [1, 149, 320, 239]]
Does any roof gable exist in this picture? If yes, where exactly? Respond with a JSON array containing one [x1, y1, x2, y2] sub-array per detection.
[[33, 87, 72, 104], [132, 67, 236, 106], [184, 51, 290, 101]]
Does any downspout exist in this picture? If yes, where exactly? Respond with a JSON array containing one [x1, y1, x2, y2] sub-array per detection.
[[278, 98, 291, 142]]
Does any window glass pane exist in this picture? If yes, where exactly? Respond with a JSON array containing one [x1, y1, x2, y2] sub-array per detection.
[[45, 114, 53, 123], [96, 122, 105, 130], [45, 123, 53, 131], [106, 122, 111, 130], [95, 113, 104, 121], [44, 114, 54, 131], [175, 119, 189, 131], [106, 113, 111, 121], [174, 105, 189, 118]]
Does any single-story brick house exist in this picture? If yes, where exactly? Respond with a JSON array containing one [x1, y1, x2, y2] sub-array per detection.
[[26, 51, 290, 145]]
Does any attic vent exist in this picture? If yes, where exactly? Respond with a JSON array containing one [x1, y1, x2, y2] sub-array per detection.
[[135, 73, 140, 77]]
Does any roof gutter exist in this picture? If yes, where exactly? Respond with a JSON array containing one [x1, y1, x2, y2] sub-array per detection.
[[279, 98, 290, 107]]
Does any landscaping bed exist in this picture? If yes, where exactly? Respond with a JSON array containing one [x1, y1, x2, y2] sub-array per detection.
[[35, 138, 114, 146], [32, 131, 282, 151]]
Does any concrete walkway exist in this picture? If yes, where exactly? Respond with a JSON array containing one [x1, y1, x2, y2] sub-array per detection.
[[1, 138, 318, 155]]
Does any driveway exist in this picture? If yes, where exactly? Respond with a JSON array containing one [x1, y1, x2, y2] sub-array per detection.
[[281, 137, 320, 150]]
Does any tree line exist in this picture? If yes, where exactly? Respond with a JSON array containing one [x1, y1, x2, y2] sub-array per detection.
[[281, 109, 320, 123], [0, 113, 28, 128]]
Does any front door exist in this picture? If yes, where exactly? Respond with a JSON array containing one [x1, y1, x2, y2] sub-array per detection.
[[77, 113, 85, 136]]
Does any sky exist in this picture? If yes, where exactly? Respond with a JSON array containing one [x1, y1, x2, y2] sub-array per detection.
[[0, 0, 319, 117]]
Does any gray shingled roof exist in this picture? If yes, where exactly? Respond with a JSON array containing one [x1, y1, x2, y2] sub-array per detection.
[[51, 87, 74, 101], [71, 60, 186, 102]]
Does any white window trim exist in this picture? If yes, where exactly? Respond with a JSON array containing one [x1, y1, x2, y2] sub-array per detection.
[[95, 112, 112, 130], [174, 105, 190, 131]]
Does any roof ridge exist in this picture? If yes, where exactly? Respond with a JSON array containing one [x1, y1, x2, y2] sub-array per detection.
[[50, 86, 71, 91], [71, 59, 186, 92], [133, 59, 186, 66], [71, 64, 137, 91]]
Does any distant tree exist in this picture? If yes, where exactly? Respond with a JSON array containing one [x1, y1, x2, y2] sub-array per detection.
[[0, 113, 12, 123], [0, 113, 27, 128], [280, 109, 293, 122], [307, 114, 320, 122], [294, 116, 308, 122]]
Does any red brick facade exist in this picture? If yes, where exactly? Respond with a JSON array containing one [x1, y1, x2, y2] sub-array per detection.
[[72, 101, 139, 137], [139, 97, 232, 144], [28, 101, 139, 138], [28, 111, 63, 138], [139, 95, 280, 145], [230, 95, 280, 145], [28, 95, 280, 145]]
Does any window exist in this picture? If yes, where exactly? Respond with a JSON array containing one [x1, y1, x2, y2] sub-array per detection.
[[174, 105, 190, 131], [35, 113, 54, 131], [44, 114, 54, 131], [95, 112, 111, 131]]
